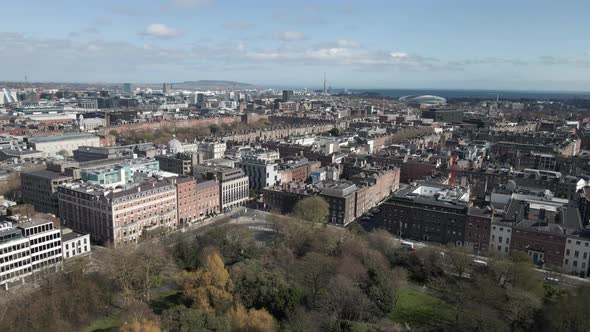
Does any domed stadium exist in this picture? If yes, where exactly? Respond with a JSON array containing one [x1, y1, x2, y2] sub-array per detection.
[[399, 95, 447, 106]]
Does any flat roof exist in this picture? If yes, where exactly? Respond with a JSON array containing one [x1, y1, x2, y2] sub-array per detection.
[[196, 180, 218, 190], [62, 231, 88, 242], [24, 169, 72, 180], [17, 219, 54, 229], [1, 149, 43, 156], [29, 134, 99, 143]]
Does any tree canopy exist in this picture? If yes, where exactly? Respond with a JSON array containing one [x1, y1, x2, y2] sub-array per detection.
[[0, 214, 587, 332], [292, 196, 329, 224]]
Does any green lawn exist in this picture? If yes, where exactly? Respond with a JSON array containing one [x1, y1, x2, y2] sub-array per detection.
[[84, 289, 183, 332], [83, 310, 125, 332], [150, 289, 184, 314], [391, 287, 455, 327]]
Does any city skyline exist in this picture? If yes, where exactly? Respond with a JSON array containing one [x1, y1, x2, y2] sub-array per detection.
[[2, 0, 590, 91]]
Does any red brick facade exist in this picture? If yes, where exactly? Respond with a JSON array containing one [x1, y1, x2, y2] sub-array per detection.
[[196, 180, 220, 219], [176, 176, 198, 224]]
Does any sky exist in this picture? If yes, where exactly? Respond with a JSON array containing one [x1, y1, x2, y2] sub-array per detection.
[[1, 0, 590, 91]]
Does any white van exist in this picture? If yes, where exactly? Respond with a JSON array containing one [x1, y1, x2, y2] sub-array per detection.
[[401, 241, 415, 251]]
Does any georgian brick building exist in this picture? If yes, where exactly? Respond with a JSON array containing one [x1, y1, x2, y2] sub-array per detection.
[[176, 176, 198, 224], [196, 180, 220, 219], [58, 178, 177, 247]]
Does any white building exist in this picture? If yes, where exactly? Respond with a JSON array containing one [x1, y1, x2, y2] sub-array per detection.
[[61, 228, 91, 259], [237, 153, 280, 191], [80, 117, 106, 131], [159, 103, 188, 110], [0, 219, 63, 290], [220, 170, 249, 211], [20, 220, 63, 274], [563, 236, 590, 277], [489, 222, 512, 255], [28, 134, 101, 157], [0, 88, 17, 105], [167, 136, 199, 154], [199, 141, 226, 160], [0, 223, 32, 289]]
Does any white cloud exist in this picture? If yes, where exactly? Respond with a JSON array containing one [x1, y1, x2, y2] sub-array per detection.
[[86, 44, 102, 52], [141, 24, 178, 39], [276, 31, 306, 41], [6, 31, 583, 86], [173, 0, 212, 8], [336, 39, 360, 48], [390, 52, 408, 59], [243, 46, 433, 69]]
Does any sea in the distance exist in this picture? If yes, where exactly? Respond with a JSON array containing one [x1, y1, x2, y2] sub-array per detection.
[[334, 89, 590, 100]]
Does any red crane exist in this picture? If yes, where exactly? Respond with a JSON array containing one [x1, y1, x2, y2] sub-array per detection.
[[449, 152, 458, 185]]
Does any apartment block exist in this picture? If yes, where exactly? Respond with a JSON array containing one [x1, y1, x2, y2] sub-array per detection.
[[383, 183, 470, 245], [237, 154, 280, 191], [194, 166, 249, 212], [58, 178, 177, 247], [0, 219, 63, 290], [21, 169, 73, 216]]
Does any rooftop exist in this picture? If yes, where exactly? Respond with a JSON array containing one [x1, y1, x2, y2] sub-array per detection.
[[196, 179, 218, 190], [17, 218, 55, 229], [60, 178, 176, 201], [24, 169, 72, 180], [62, 230, 88, 242], [28, 133, 99, 143], [319, 180, 357, 197], [390, 183, 470, 210], [0, 149, 43, 156]]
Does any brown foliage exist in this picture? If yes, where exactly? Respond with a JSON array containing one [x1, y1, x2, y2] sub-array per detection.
[[179, 252, 234, 313], [119, 319, 161, 332], [227, 304, 276, 332], [0, 264, 114, 332]]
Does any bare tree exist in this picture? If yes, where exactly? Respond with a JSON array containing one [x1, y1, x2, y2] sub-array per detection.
[[445, 244, 472, 278]]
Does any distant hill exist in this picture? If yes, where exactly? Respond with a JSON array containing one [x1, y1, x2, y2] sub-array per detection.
[[171, 80, 258, 89]]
